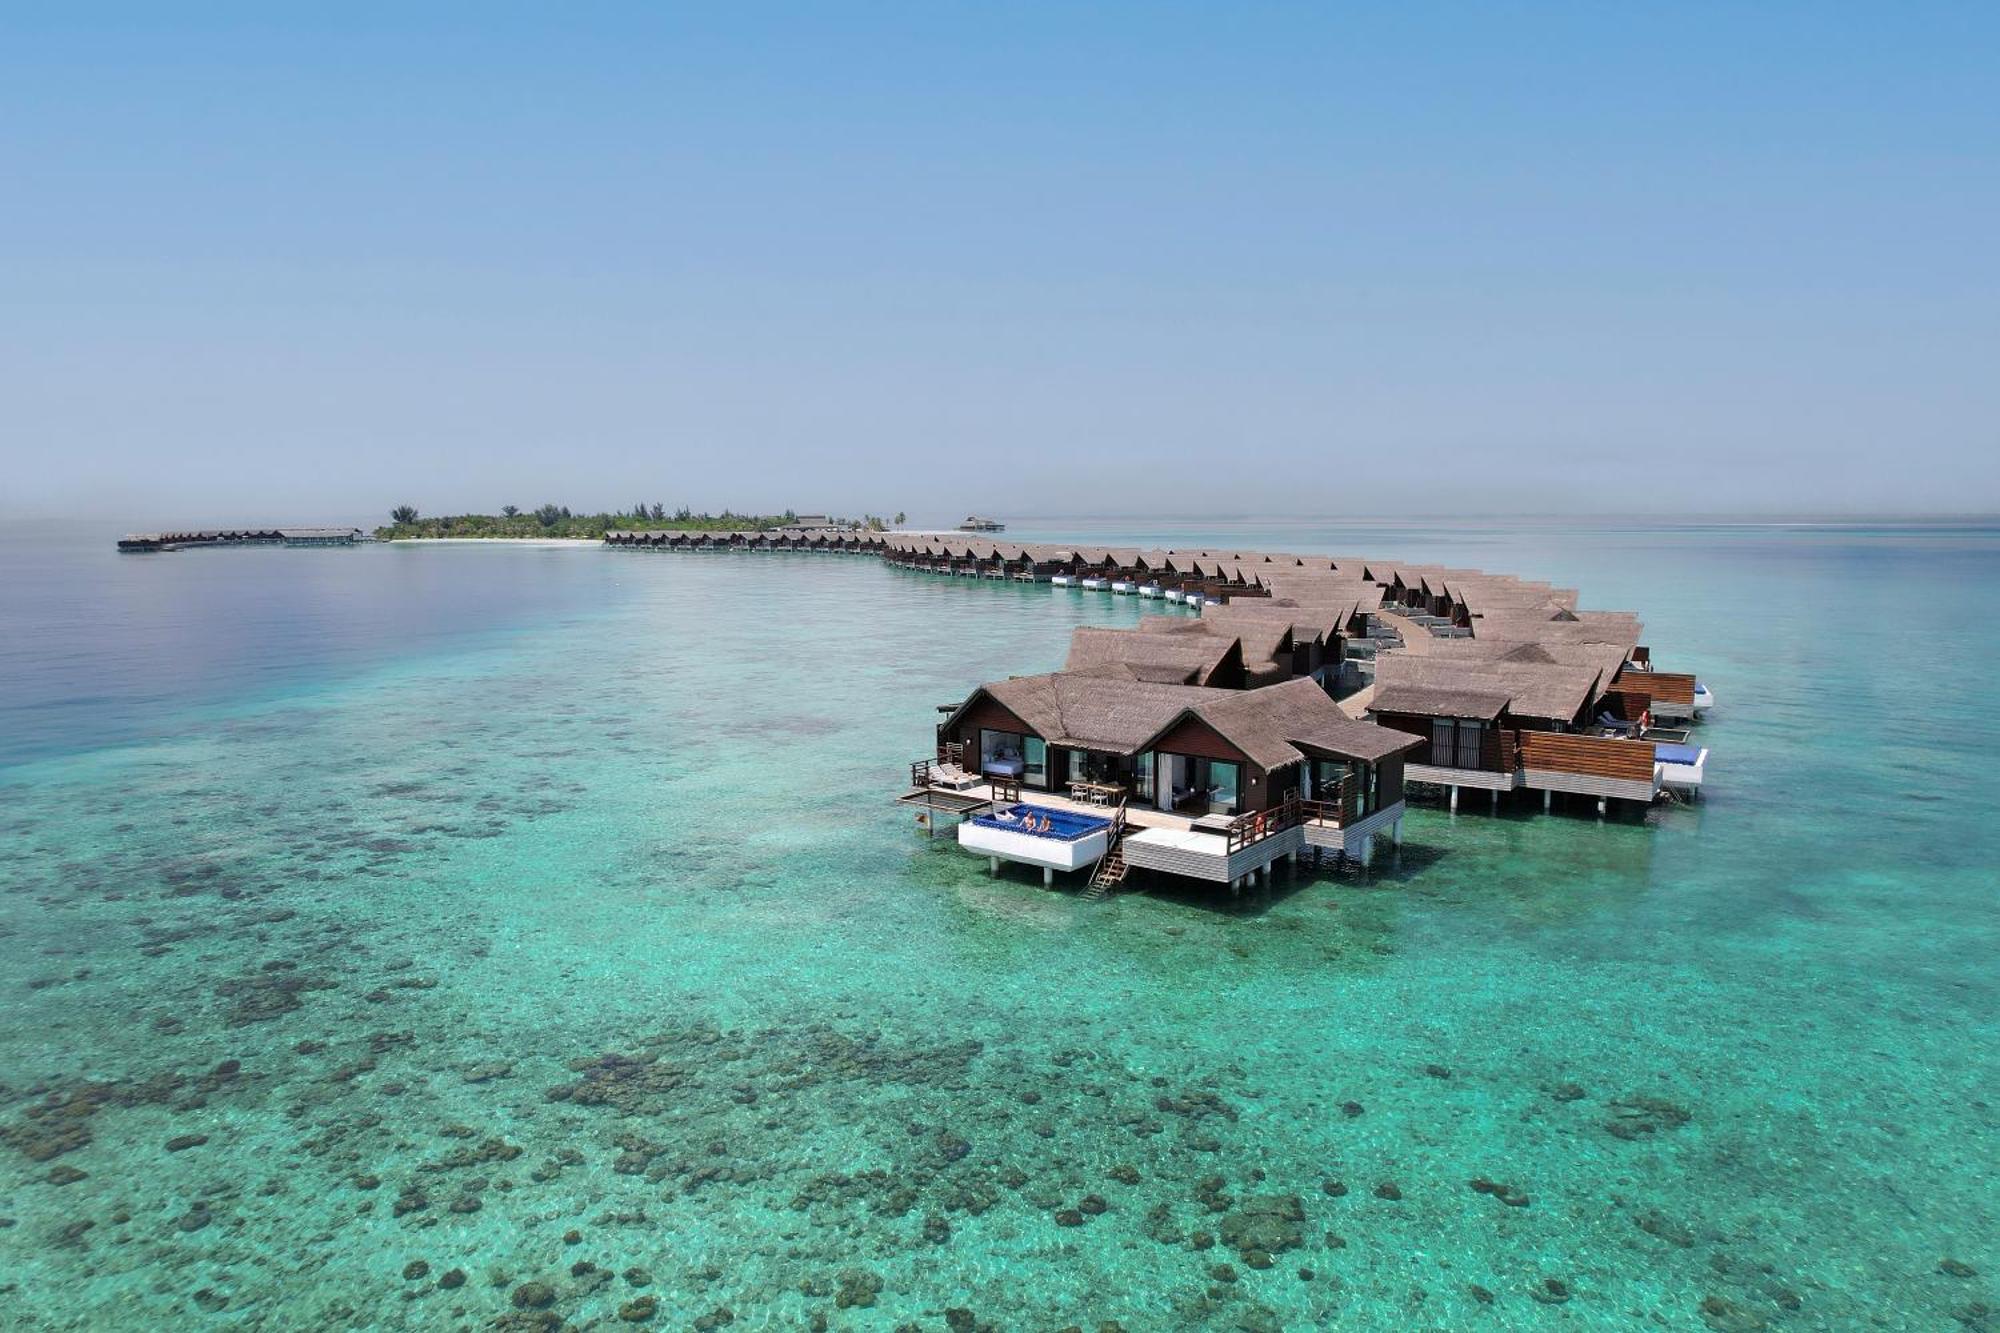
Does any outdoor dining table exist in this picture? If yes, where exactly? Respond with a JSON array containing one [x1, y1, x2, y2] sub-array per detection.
[[1069, 781, 1126, 806]]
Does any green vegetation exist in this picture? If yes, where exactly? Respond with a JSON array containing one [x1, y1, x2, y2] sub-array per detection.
[[374, 505, 889, 540]]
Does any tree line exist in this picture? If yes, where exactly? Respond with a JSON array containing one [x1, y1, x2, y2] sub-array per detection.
[[376, 505, 904, 539]]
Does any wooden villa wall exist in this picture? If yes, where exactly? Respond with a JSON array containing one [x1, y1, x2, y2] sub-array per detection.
[[1371, 712, 1430, 744], [1147, 715, 1273, 811], [1517, 730, 1656, 802], [1604, 671, 1697, 720], [947, 696, 1042, 754], [1639, 672, 1697, 705], [1370, 713, 1512, 773], [1378, 755, 1406, 806]]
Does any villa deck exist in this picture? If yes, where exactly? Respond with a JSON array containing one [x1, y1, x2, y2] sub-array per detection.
[[903, 778, 1400, 889]]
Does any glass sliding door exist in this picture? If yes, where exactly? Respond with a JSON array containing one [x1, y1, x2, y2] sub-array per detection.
[[1157, 753, 1187, 811], [1207, 760, 1240, 815], [1135, 751, 1155, 802], [1023, 737, 1047, 788]]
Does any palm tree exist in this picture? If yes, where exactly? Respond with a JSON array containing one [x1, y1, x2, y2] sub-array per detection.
[[502, 505, 519, 518], [390, 505, 418, 524], [894, 511, 906, 526]]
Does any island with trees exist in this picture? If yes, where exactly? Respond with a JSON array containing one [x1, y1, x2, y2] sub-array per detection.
[[374, 505, 902, 540]]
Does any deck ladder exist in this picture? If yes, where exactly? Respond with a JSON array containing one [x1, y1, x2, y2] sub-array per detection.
[[1082, 802, 1130, 901]]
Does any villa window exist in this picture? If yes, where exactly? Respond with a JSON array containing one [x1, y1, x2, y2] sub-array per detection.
[[980, 729, 1028, 780], [1352, 760, 1376, 817], [1430, 718, 1454, 766], [1456, 720, 1483, 769]]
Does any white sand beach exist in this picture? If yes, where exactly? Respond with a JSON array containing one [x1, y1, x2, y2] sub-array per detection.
[[386, 537, 604, 547]]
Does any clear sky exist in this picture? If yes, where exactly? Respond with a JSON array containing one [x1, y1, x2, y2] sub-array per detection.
[[3, 4, 1996, 524]]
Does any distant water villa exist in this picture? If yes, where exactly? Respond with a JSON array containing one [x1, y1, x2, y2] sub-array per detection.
[[604, 529, 1713, 898], [117, 526, 366, 552]]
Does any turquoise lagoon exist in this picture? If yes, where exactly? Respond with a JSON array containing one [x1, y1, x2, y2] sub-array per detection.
[[0, 519, 1995, 1331]]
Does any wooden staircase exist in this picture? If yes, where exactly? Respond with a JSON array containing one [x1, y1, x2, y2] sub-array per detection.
[[1082, 802, 1130, 901]]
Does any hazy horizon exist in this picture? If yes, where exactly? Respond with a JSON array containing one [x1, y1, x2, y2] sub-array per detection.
[[4, 6, 1996, 521], [14, 510, 2000, 538]]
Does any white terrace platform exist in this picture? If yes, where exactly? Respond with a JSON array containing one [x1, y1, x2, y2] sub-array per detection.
[[905, 778, 1404, 890]]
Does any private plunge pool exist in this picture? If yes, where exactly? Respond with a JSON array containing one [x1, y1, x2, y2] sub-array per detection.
[[959, 804, 1112, 876]]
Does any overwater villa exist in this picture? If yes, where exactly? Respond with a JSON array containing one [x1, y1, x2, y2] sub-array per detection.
[[117, 526, 366, 551], [920, 675, 1416, 894], [603, 529, 1712, 896]]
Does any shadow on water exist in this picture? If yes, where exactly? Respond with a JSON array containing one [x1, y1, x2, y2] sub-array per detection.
[[1114, 840, 1456, 919]]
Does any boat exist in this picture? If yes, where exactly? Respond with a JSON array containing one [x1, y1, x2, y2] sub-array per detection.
[[958, 515, 1005, 532]]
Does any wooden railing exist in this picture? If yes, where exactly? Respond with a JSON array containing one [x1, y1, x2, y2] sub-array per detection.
[[1223, 792, 1303, 855], [912, 742, 967, 788], [990, 775, 1021, 803], [1298, 786, 1357, 828]]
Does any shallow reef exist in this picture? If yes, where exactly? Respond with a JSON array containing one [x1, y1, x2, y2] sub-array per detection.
[[3, 542, 1997, 1329]]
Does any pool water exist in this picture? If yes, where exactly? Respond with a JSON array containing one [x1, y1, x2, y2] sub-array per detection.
[[972, 804, 1113, 840]]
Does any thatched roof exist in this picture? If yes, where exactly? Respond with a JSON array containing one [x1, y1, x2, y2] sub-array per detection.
[[962, 673, 1223, 755], [1064, 627, 1240, 686], [1370, 656, 1600, 724], [1369, 681, 1510, 721], [1180, 678, 1424, 766], [1419, 638, 1631, 700], [950, 672, 1420, 768]]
